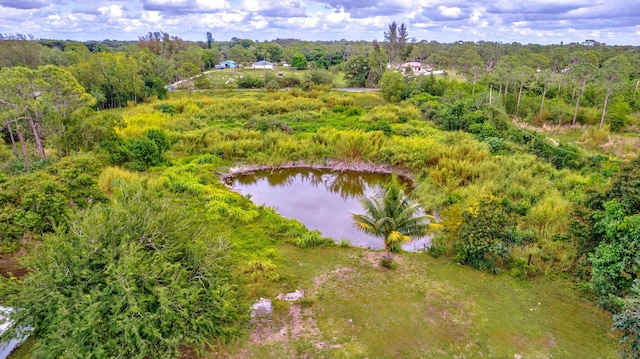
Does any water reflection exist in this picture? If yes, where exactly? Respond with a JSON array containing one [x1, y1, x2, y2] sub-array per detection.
[[229, 168, 430, 251]]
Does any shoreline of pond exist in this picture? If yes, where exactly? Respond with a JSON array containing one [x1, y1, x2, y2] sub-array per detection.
[[220, 160, 415, 185]]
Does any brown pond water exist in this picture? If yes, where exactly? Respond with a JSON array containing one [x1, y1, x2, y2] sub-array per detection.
[[229, 168, 431, 251]]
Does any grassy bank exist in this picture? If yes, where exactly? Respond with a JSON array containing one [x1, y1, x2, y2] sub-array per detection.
[[214, 246, 617, 359]]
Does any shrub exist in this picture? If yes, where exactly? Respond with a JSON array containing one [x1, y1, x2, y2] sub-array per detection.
[[237, 76, 264, 89], [129, 137, 160, 170], [380, 256, 396, 269], [294, 230, 332, 248], [451, 197, 528, 271], [277, 75, 301, 88], [338, 239, 351, 248], [613, 283, 640, 358], [244, 117, 292, 134], [380, 70, 407, 103], [129, 129, 171, 170], [305, 69, 334, 86], [366, 122, 393, 137], [291, 52, 308, 70], [157, 103, 178, 115], [0, 185, 245, 358], [243, 258, 281, 282], [434, 100, 485, 131]]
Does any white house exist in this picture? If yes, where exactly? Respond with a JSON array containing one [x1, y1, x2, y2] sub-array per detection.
[[402, 62, 423, 74], [252, 61, 274, 70]]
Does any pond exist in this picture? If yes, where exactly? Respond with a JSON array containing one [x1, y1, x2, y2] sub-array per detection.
[[228, 168, 431, 251]]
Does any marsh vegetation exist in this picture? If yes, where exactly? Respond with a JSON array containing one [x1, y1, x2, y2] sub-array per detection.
[[0, 35, 639, 358]]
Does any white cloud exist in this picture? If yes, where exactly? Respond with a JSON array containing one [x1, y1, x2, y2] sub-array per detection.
[[98, 4, 123, 18], [470, 10, 482, 24], [0, 0, 637, 44], [438, 5, 462, 18], [195, 0, 229, 11], [141, 10, 162, 23]]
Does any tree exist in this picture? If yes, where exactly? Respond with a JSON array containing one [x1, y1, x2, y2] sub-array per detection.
[[534, 69, 555, 119], [38, 65, 96, 143], [590, 201, 640, 310], [384, 22, 398, 64], [291, 52, 308, 70], [569, 51, 599, 125], [227, 45, 247, 64], [180, 61, 200, 97], [384, 22, 408, 64], [0, 39, 43, 68], [514, 65, 534, 118], [352, 176, 432, 263], [206, 31, 213, 49], [380, 70, 407, 102], [458, 49, 484, 94], [398, 23, 411, 62], [367, 41, 387, 87], [0, 65, 97, 170], [569, 63, 594, 125], [342, 55, 369, 87], [598, 55, 632, 129], [0, 184, 244, 358]]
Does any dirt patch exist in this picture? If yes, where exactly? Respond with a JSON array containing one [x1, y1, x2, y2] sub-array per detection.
[[250, 303, 320, 345], [602, 136, 640, 158], [511, 331, 557, 357], [356, 251, 404, 268], [0, 248, 28, 278], [313, 266, 356, 290]]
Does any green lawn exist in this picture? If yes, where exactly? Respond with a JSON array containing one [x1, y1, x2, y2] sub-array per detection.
[[215, 245, 618, 358]]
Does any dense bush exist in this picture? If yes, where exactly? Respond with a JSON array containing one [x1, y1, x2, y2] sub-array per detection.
[[0, 153, 105, 251], [434, 100, 485, 131], [0, 185, 244, 358], [451, 197, 534, 271], [237, 76, 264, 89], [129, 129, 171, 170], [304, 69, 334, 86]]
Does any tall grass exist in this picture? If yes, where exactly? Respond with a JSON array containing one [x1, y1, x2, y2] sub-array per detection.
[[97, 166, 144, 193]]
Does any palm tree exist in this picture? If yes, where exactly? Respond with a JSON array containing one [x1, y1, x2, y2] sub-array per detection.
[[352, 175, 432, 263]]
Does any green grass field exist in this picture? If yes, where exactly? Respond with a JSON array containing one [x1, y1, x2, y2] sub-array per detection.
[[213, 246, 618, 359]]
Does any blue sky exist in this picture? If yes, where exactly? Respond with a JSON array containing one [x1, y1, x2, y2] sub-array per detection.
[[0, 0, 638, 45]]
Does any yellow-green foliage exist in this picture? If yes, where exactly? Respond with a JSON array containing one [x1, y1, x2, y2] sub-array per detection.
[[161, 162, 260, 223], [162, 163, 208, 195], [584, 125, 610, 145], [97, 166, 144, 194], [118, 107, 173, 138], [243, 258, 280, 282], [361, 104, 421, 124], [316, 128, 386, 161], [454, 154, 555, 205], [382, 131, 488, 172], [320, 93, 355, 107], [525, 194, 572, 238]]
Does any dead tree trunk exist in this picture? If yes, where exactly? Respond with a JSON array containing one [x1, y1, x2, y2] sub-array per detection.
[[599, 86, 612, 130], [516, 81, 523, 118], [16, 125, 30, 173], [27, 116, 45, 159], [572, 79, 586, 126], [5, 119, 17, 155], [539, 83, 547, 120]]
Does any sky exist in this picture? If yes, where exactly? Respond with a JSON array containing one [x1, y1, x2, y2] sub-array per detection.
[[0, 0, 639, 45]]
